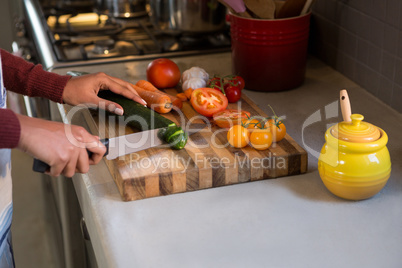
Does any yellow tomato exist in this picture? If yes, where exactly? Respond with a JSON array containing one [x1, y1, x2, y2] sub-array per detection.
[[242, 118, 264, 131], [227, 125, 250, 148], [266, 119, 286, 142], [249, 129, 273, 150]]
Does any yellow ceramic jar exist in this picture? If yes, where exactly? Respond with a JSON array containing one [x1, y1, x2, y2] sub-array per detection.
[[318, 114, 391, 200]]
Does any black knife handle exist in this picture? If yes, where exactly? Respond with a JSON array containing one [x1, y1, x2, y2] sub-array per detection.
[[33, 138, 109, 173]]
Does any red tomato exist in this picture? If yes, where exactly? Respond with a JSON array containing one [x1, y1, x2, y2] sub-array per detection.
[[190, 88, 228, 117], [213, 109, 251, 128], [224, 85, 241, 103], [146, 58, 181, 89], [208, 77, 222, 87], [207, 77, 223, 91], [230, 76, 245, 90]]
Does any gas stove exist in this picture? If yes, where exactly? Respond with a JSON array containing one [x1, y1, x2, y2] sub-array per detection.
[[22, 0, 231, 70]]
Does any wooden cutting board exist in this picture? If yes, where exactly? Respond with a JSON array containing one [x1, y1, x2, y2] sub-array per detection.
[[83, 90, 307, 201]]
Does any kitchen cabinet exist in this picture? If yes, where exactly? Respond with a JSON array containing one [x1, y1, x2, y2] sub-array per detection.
[[51, 52, 402, 268]]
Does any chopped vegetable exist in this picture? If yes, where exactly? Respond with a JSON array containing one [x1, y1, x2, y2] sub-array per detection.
[[159, 125, 188, 150], [213, 109, 251, 129], [184, 88, 194, 100], [190, 88, 228, 117], [176, 93, 188, 101]]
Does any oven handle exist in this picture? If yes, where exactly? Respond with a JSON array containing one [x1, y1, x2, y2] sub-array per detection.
[[80, 217, 91, 241], [23, 96, 34, 117]]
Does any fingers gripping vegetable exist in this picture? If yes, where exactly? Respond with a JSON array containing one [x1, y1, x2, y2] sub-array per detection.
[[68, 71, 188, 150]]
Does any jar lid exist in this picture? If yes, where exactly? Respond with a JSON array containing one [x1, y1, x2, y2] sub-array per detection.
[[331, 114, 381, 143]]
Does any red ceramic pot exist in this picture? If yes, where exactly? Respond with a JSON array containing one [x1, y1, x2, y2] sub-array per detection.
[[229, 12, 311, 92]]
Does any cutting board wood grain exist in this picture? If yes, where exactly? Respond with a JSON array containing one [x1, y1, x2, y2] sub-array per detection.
[[82, 91, 307, 201]]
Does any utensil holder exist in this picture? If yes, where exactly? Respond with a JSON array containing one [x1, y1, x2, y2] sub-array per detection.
[[229, 12, 311, 91]]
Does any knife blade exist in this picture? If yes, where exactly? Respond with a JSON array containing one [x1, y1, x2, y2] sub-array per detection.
[[33, 123, 206, 173]]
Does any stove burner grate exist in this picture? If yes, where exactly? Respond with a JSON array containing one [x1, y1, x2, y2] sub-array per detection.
[[40, 4, 230, 63]]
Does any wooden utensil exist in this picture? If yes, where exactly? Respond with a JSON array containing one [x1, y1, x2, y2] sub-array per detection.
[[274, 0, 285, 17], [276, 0, 306, 18], [300, 0, 315, 15], [340, 89, 352, 122], [243, 0, 276, 19]]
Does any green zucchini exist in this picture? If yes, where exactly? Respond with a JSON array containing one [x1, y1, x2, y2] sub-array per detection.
[[98, 90, 175, 130], [67, 71, 188, 150]]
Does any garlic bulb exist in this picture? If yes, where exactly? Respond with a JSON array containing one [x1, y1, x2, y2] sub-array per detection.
[[181, 67, 209, 83], [182, 77, 206, 91]]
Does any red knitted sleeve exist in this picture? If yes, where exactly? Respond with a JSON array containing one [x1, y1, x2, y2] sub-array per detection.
[[0, 108, 20, 148], [0, 48, 71, 103]]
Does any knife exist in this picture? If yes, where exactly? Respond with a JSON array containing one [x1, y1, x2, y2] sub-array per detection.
[[33, 124, 206, 173]]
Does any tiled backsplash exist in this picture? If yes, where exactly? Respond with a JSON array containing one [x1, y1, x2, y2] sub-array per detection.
[[310, 0, 402, 113]]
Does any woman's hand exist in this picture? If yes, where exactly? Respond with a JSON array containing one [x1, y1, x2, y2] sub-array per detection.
[[62, 72, 147, 115], [16, 114, 106, 177]]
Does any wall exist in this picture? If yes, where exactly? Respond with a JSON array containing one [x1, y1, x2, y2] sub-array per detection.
[[310, 0, 402, 113]]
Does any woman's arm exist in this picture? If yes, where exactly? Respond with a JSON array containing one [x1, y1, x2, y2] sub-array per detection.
[[0, 108, 20, 149], [0, 48, 146, 114], [0, 49, 146, 176], [16, 114, 106, 177], [1, 48, 69, 103]]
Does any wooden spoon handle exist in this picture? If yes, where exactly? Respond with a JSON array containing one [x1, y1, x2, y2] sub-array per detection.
[[300, 0, 315, 15], [239, 11, 253, 18], [340, 89, 352, 122]]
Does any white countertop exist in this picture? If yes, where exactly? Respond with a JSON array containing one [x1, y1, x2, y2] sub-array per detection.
[[54, 53, 402, 268]]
